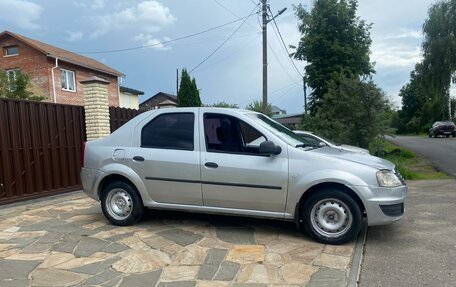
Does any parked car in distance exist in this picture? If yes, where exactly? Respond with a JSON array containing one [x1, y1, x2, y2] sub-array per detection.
[[81, 108, 407, 244], [294, 130, 370, 154], [428, 121, 456, 138]]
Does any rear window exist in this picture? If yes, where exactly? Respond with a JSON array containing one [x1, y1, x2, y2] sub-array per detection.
[[141, 113, 194, 150]]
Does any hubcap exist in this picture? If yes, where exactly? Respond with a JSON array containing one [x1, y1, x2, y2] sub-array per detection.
[[106, 188, 133, 220], [310, 198, 353, 238]]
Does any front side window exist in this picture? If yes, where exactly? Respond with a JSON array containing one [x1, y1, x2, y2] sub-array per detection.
[[141, 113, 194, 150], [61, 69, 76, 91], [204, 113, 266, 154], [4, 46, 19, 56]]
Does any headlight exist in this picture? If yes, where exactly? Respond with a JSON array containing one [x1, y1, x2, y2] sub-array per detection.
[[376, 170, 402, 187]]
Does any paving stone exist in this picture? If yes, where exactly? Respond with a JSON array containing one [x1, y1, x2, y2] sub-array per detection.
[[36, 233, 64, 244], [31, 268, 89, 286], [0, 259, 40, 280], [69, 228, 98, 237], [232, 284, 267, 287], [157, 281, 196, 287], [106, 232, 134, 242], [158, 229, 203, 246], [4, 236, 37, 248], [313, 253, 351, 270], [71, 257, 120, 275], [280, 263, 317, 285], [101, 276, 123, 287], [216, 228, 256, 244], [142, 235, 175, 249], [47, 223, 83, 234], [21, 242, 54, 253], [73, 237, 110, 257], [121, 270, 161, 286], [197, 248, 227, 280], [51, 240, 79, 253], [0, 279, 29, 287], [39, 252, 75, 269], [213, 261, 240, 281], [236, 264, 282, 284], [80, 269, 121, 285], [19, 219, 63, 231], [307, 268, 346, 287], [112, 249, 171, 273], [226, 245, 265, 264], [161, 266, 199, 281], [101, 242, 129, 253]]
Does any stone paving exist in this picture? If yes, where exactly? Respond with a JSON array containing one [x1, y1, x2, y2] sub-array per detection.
[[0, 191, 355, 287]]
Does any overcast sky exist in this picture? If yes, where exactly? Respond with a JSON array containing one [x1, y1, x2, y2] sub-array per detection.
[[0, 0, 438, 113]]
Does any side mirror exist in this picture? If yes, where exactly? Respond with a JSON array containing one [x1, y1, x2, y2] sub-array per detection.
[[259, 141, 282, 155]]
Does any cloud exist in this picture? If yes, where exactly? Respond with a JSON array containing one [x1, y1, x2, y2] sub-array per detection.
[[65, 31, 84, 42], [90, 0, 176, 38], [372, 43, 422, 68], [91, 0, 105, 9], [0, 0, 43, 30], [132, 33, 171, 50]]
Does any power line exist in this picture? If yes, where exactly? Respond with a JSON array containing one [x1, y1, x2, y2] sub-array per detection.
[[268, 41, 301, 85], [189, 6, 258, 73], [72, 16, 253, 54], [212, 0, 260, 32], [268, 7, 304, 78]]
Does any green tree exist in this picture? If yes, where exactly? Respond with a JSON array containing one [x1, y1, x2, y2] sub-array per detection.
[[245, 100, 273, 117], [177, 69, 202, 107], [0, 71, 44, 101], [293, 0, 373, 114], [300, 74, 389, 148], [210, 101, 239, 108]]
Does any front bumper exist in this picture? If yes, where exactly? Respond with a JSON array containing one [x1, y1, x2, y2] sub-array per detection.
[[352, 184, 408, 226]]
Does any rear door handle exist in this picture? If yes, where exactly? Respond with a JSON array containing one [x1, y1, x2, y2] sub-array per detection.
[[205, 162, 218, 168], [133, 156, 145, 162]]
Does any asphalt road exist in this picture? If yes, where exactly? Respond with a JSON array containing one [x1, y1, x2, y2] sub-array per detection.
[[386, 135, 456, 177], [359, 180, 456, 287]]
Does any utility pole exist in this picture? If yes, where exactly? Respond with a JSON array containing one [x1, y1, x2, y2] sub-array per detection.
[[176, 68, 179, 99], [261, 0, 268, 114], [303, 75, 307, 114], [261, 1, 287, 115]]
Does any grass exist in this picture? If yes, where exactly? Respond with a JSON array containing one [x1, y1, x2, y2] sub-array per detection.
[[371, 140, 451, 180]]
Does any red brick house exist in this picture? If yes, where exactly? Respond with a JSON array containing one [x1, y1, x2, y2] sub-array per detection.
[[0, 30, 124, 106]]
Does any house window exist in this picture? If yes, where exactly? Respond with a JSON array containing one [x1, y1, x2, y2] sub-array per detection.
[[4, 46, 19, 56], [61, 69, 76, 91], [6, 69, 20, 91]]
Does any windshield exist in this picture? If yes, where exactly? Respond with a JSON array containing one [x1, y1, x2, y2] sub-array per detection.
[[315, 134, 337, 146], [247, 113, 311, 147]]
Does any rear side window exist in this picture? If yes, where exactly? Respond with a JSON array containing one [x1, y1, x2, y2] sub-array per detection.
[[141, 113, 194, 150]]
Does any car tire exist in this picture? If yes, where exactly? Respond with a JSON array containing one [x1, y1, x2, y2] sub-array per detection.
[[446, 135, 450, 138], [100, 181, 144, 226], [428, 133, 432, 138], [301, 188, 362, 245]]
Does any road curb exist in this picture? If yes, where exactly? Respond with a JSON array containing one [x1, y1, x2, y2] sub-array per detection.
[[347, 221, 367, 287]]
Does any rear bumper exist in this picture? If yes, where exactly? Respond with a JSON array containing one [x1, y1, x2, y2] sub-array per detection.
[[80, 168, 106, 200], [352, 184, 408, 226]]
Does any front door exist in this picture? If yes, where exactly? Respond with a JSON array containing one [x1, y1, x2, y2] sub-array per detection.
[[200, 113, 288, 212], [130, 111, 202, 205]]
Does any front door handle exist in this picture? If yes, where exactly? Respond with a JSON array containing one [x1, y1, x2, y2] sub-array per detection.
[[133, 156, 145, 162], [205, 162, 218, 168]]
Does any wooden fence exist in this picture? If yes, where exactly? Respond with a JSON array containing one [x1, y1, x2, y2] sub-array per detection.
[[109, 106, 143, 133], [0, 99, 142, 204], [0, 98, 86, 204]]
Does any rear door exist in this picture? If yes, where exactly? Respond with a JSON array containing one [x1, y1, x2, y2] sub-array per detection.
[[130, 111, 202, 205]]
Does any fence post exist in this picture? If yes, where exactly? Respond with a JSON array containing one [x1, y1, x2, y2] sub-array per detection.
[[80, 76, 111, 141]]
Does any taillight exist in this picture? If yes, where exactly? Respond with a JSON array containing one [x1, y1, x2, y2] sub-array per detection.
[[81, 141, 86, 167]]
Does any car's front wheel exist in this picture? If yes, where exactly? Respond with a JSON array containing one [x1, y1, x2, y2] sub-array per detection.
[[302, 188, 362, 245], [101, 181, 144, 226]]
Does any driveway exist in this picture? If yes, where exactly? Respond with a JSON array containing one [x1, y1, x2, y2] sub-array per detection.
[[386, 135, 456, 177], [359, 179, 456, 287], [0, 192, 354, 287]]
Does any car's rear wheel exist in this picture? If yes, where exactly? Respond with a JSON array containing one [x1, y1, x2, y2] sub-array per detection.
[[302, 188, 362, 245], [101, 181, 144, 226]]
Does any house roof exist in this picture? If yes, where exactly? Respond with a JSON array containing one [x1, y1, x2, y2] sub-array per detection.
[[0, 30, 124, 77], [140, 92, 177, 105], [159, 99, 178, 106], [120, 86, 144, 95]]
